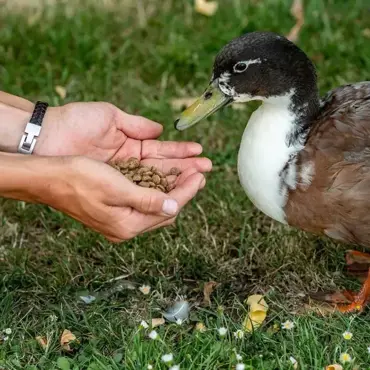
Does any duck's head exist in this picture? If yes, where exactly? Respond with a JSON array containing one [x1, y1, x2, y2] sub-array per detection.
[[174, 31, 319, 131]]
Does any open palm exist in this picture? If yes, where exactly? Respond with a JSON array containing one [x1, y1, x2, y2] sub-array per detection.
[[36, 102, 211, 173]]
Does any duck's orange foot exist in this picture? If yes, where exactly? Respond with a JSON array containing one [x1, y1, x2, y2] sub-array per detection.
[[309, 251, 370, 314], [336, 267, 370, 313]]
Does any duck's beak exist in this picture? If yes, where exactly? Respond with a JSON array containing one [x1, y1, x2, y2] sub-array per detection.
[[174, 79, 233, 131]]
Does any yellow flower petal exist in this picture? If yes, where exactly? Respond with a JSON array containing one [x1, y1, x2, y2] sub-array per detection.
[[243, 294, 268, 332]]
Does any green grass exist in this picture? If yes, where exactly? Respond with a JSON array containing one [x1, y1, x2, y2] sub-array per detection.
[[1, 0, 370, 368]]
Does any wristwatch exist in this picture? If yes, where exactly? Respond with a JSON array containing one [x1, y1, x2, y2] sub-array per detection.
[[18, 101, 48, 154]]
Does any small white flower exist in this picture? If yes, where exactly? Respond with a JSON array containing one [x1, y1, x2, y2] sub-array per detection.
[[147, 365, 153, 370], [218, 327, 227, 336], [3, 328, 11, 335], [169, 365, 180, 370], [289, 356, 298, 369], [339, 352, 352, 363], [139, 285, 151, 295], [140, 320, 149, 329], [367, 345, 370, 354], [2, 336, 8, 341], [342, 331, 353, 340], [195, 322, 206, 332], [176, 318, 183, 325], [234, 329, 244, 339], [281, 320, 295, 330], [161, 353, 174, 363], [49, 314, 58, 322], [236, 364, 245, 370], [148, 330, 158, 340], [236, 353, 242, 361]]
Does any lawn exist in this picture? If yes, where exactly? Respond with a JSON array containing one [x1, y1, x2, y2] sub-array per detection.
[[1, 0, 370, 369]]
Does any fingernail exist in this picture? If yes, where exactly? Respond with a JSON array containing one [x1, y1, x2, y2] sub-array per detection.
[[162, 199, 178, 215], [200, 177, 206, 189]]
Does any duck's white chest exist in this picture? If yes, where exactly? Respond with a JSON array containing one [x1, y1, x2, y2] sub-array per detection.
[[237, 103, 302, 224]]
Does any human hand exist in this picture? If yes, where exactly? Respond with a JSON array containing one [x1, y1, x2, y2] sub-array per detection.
[[35, 102, 210, 174], [46, 156, 205, 242]]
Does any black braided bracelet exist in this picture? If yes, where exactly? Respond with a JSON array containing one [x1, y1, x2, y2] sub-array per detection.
[[18, 101, 49, 154]]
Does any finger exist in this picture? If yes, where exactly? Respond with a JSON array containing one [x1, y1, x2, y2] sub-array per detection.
[[142, 216, 176, 233], [141, 140, 202, 159], [116, 111, 163, 140], [141, 157, 212, 174], [124, 185, 179, 217], [167, 172, 205, 207], [117, 171, 205, 234]]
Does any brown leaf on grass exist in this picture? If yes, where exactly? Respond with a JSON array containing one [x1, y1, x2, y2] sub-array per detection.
[[35, 336, 48, 349], [286, 0, 304, 42], [151, 318, 165, 328], [170, 97, 196, 111], [203, 281, 218, 306], [194, 0, 218, 17], [60, 329, 77, 351], [55, 85, 67, 99]]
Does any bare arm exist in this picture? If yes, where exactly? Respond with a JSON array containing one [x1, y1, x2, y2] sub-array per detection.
[[0, 92, 60, 153]]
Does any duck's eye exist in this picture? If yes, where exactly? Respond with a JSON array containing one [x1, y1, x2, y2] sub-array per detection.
[[233, 62, 248, 73]]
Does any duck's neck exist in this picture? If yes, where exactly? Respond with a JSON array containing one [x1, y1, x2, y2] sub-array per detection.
[[237, 89, 319, 223]]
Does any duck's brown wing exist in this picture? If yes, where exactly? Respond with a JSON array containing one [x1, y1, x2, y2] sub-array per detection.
[[286, 82, 370, 247]]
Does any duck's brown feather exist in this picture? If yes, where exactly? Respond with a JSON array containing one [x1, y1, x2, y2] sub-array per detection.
[[286, 82, 370, 246]]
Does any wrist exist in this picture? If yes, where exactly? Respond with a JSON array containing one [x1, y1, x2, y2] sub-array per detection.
[[0, 152, 67, 204], [0, 92, 62, 155], [0, 102, 31, 153]]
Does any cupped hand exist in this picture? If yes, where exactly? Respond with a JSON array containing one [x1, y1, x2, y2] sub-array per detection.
[[52, 156, 205, 242], [35, 102, 211, 174]]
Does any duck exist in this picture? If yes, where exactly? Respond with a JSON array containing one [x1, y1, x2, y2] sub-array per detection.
[[174, 31, 370, 313]]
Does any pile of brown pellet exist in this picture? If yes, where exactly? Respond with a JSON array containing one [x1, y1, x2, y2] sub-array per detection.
[[110, 157, 181, 193]]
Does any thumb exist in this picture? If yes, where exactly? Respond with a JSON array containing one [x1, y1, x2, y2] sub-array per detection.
[[126, 186, 179, 216]]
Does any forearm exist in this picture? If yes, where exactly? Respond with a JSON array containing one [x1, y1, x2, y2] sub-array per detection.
[[0, 152, 65, 204], [0, 91, 60, 154]]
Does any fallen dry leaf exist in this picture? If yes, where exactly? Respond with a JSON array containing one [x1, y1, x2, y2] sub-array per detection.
[[170, 97, 197, 111], [203, 281, 218, 306], [325, 365, 343, 370], [286, 0, 304, 42], [60, 329, 77, 351], [243, 294, 268, 332], [35, 336, 48, 349], [55, 85, 67, 99], [363, 28, 370, 38], [151, 318, 165, 328], [194, 0, 218, 17]]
